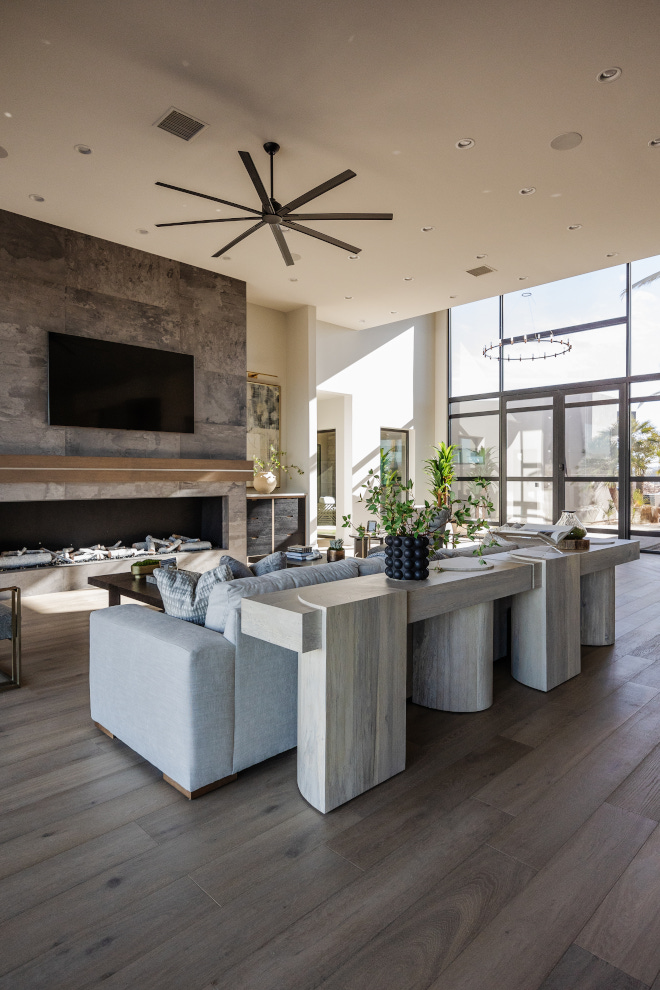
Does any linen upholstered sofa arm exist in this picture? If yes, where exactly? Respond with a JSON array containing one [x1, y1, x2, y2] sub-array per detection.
[[89, 604, 236, 793]]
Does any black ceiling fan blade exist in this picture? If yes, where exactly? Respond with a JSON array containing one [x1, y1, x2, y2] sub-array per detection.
[[285, 212, 393, 221], [281, 220, 361, 255], [211, 220, 266, 258], [238, 151, 274, 214], [155, 181, 261, 216], [155, 217, 258, 228], [270, 224, 295, 267], [278, 170, 356, 216]]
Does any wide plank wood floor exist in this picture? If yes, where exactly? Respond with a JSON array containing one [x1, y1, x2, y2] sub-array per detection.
[[2, 556, 660, 989]]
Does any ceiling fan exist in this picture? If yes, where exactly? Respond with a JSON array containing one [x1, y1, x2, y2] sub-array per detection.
[[155, 142, 393, 267]]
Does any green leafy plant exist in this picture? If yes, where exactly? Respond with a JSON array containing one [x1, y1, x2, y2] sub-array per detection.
[[328, 538, 344, 550], [253, 443, 304, 479], [424, 442, 457, 507], [341, 514, 366, 538], [423, 444, 495, 555]]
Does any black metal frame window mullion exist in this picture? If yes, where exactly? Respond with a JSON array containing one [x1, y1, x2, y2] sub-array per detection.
[[447, 262, 660, 537]]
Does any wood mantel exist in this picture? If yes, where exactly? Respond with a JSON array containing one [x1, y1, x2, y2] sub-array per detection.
[[0, 454, 254, 485]]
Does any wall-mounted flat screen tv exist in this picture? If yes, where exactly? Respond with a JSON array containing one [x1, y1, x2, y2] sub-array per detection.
[[48, 332, 195, 434]]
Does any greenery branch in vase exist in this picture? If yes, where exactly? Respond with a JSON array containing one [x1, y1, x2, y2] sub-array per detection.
[[252, 444, 304, 495]]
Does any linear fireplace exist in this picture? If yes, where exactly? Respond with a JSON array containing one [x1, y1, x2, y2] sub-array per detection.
[[0, 496, 226, 558]]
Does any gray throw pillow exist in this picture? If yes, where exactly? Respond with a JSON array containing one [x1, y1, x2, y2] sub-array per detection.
[[155, 563, 233, 624], [250, 551, 287, 576], [220, 554, 252, 579]]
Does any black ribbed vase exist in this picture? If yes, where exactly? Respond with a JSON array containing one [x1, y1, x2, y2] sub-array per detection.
[[384, 534, 430, 581]]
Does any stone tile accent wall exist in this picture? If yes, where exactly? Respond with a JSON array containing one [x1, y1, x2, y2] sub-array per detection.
[[0, 209, 248, 557]]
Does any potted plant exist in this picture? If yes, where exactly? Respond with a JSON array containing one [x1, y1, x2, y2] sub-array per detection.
[[423, 443, 494, 552], [327, 538, 345, 562], [252, 443, 304, 494], [355, 468, 437, 579]]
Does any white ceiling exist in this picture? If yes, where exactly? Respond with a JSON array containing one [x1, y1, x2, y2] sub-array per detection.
[[1, 0, 660, 329]]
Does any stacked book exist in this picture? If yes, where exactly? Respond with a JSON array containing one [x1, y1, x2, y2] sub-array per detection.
[[286, 544, 320, 561]]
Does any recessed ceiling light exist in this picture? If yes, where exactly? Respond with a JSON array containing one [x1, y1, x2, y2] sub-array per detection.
[[291, 253, 301, 261], [0, 147, 8, 159], [421, 226, 434, 232], [606, 252, 618, 257], [392, 150, 401, 155], [42, 39, 51, 45], [550, 132, 582, 151], [390, 310, 398, 314], [597, 67, 622, 83], [567, 223, 583, 230], [215, 208, 222, 213], [136, 228, 149, 235], [74, 144, 92, 155], [3, 112, 12, 118], [519, 276, 528, 280], [348, 254, 359, 260], [222, 255, 231, 260], [449, 295, 457, 299], [181, 60, 190, 67], [289, 278, 299, 282], [29, 193, 44, 202], [519, 187, 536, 196], [344, 295, 353, 299], [403, 276, 414, 281], [550, 192, 562, 198], [482, 189, 491, 194], [455, 138, 475, 150], [522, 291, 532, 297], [359, 319, 366, 323], [475, 254, 487, 260], [649, 138, 660, 148]]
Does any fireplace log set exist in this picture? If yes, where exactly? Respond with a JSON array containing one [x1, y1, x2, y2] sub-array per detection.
[[0, 534, 213, 570]]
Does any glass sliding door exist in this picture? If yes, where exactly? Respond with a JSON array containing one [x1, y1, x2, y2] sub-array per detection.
[[563, 389, 621, 533], [630, 386, 660, 534], [449, 398, 500, 523], [504, 395, 555, 523]]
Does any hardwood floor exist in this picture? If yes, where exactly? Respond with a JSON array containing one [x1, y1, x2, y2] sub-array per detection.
[[2, 556, 660, 989]]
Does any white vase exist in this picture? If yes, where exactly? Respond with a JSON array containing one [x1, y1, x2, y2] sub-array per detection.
[[253, 471, 277, 494]]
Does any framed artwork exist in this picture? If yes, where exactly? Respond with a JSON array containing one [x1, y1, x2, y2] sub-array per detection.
[[247, 381, 281, 487]]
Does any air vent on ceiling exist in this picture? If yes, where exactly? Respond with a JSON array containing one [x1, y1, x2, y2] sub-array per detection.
[[154, 107, 208, 142], [466, 265, 496, 277]]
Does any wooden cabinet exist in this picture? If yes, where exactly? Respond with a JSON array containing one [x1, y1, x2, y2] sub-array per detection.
[[246, 493, 306, 558]]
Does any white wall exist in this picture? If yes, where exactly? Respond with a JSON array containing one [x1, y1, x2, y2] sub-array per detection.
[[248, 301, 450, 545], [317, 313, 439, 532]]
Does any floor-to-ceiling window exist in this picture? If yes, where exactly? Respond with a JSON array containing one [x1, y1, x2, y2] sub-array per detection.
[[448, 255, 660, 537]]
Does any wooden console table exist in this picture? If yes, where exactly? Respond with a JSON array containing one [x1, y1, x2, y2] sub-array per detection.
[[507, 540, 640, 692], [241, 557, 537, 812], [240, 539, 639, 813]]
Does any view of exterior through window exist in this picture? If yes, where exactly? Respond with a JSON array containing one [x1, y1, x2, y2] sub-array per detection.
[[380, 428, 409, 484], [449, 255, 660, 537]]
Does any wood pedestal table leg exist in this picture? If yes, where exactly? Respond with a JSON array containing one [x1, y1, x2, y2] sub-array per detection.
[[296, 582, 408, 814], [108, 587, 121, 607], [511, 552, 581, 692], [411, 601, 494, 712], [581, 567, 615, 646]]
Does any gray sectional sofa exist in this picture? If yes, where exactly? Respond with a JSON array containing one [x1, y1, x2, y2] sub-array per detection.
[[89, 556, 384, 797]]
